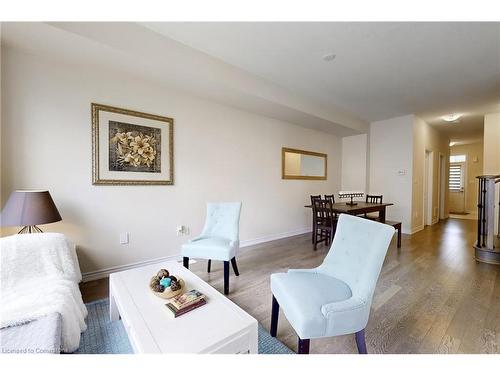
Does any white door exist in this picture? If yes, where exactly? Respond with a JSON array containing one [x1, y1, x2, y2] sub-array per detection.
[[449, 162, 466, 213]]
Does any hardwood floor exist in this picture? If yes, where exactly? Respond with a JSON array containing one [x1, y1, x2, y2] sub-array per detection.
[[80, 218, 500, 354]]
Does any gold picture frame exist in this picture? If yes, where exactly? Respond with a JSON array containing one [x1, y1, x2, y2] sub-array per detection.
[[92, 103, 174, 185], [281, 147, 327, 180]]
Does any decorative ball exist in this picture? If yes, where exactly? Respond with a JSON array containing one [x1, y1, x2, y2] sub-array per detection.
[[157, 269, 169, 279], [170, 279, 181, 291], [169, 276, 177, 283], [149, 276, 161, 288], [160, 277, 171, 287], [153, 284, 165, 293]]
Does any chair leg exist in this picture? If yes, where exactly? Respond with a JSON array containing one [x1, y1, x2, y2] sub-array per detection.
[[298, 338, 310, 354], [397, 226, 402, 248], [183, 257, 189, 269], [207, 259, 211, 273], [230, 257, 240, 276], [355, 329, 367, 354], [223, 261, 230, 295], [270, 295, 279, 337]]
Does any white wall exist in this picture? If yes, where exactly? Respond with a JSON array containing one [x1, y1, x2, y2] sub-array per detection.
[[369, 115, 414, 233], [1, 46, 342, 274], [483, 114, 500, 175], [483, 113, 500, 235], [412, 116, 450, 231], [341, 134, 367, 192]]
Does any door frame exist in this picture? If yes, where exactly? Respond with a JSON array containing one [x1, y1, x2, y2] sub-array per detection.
[[438, 152, 446, 220], [424, 150, 434, 226]]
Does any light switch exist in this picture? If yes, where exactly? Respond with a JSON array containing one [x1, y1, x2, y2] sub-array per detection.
[[120, 232, 129, 244]]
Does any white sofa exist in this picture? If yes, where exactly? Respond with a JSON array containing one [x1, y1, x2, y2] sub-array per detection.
[[0, 233, 87, 353]]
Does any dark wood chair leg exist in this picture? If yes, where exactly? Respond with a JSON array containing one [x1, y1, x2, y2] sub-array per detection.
[[207, 259, 211, 273], [298, 338, 310, 354], [230, 257, 240, 276], [223, 261, 229, 295], [270, 295, 279, 337], [397, 225, 402, 248], [183, 257, 189, 269], [355, 329, 367, 354]]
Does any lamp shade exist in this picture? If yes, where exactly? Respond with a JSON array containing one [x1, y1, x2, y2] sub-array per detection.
[[1, 190, 62, 227]]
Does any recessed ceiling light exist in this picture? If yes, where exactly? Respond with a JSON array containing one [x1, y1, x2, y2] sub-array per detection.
[[449, 142, 455, 147], [442, 113, 462, 122], [323, 53, 336, 62]]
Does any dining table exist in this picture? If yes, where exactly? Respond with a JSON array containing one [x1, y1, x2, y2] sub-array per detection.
[[304, 201, 394, 222]]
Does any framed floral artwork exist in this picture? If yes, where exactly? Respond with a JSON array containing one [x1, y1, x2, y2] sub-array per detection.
[[92, 103, 174, 185]]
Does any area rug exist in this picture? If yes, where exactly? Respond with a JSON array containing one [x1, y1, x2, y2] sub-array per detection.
[[74, 299, 293, 354]]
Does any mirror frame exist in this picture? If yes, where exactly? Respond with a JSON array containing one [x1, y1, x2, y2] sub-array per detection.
[[281, 147, 328, 180]]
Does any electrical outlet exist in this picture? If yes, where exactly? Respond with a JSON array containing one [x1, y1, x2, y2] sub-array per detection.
[[176, 225, 190, 236], [120, 232, 129, 244]]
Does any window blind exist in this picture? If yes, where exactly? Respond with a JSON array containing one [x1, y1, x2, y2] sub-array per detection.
[[449, 164, 463, 191]]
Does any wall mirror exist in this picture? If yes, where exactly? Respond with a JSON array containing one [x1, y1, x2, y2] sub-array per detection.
[[281, 147, 327, 180]]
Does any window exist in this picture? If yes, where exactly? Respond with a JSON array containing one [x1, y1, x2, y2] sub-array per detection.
[[449, 163, 464, 191], [450, 154, 466, 163]]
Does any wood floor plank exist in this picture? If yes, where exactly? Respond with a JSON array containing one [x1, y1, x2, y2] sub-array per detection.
[[372, 284, 402, 311]]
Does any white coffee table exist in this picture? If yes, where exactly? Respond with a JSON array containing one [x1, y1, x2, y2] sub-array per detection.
[[109, 260, 258, 353]]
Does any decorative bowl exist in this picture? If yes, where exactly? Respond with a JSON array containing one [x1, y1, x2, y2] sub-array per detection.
[[151, 278, 185, 299]]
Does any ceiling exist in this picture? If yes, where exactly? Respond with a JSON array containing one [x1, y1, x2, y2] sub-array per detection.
[[1, 22, 368, 137], [425, 107, 489, 145], [143, 22, 500, 139], [2, 22, 500, 140]]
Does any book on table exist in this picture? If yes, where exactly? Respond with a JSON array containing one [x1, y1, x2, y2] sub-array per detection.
[[166, 289, 207, 317]]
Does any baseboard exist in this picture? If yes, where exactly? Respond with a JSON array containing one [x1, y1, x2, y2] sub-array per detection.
[[81, 254, 181, 282], [239, 227, 310, 249], [410, 225, 424, 234], [81, 227, 311, 282]]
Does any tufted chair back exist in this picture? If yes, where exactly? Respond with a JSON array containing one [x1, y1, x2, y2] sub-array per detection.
[[318, 214, 394, 309], [200, 202, 242, 244]]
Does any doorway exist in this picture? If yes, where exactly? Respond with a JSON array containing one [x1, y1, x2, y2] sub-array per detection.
[[449, 154, 467, 214], [424, 150, 434, 226]]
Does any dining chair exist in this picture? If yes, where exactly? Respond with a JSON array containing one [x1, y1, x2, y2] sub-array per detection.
[[365, 194, 383, 219], [312, 199, 337, 250], [181, 202, 242, 295], [366, 194, 383, 204], [324, 194, 338, 220], [310, 195, 322, 243], [270, 214, 395, 354], [324, 194, 335, 205]]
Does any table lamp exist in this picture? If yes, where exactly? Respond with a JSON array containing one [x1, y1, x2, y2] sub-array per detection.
[[1, 190, 62, 234]]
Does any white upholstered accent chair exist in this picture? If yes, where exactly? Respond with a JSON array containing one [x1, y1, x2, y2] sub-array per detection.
[[270, 214, 395, 354], [181, 202, 242, 295]]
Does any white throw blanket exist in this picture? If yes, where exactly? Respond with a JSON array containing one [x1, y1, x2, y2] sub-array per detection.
[[1, 233, 88, 352]]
